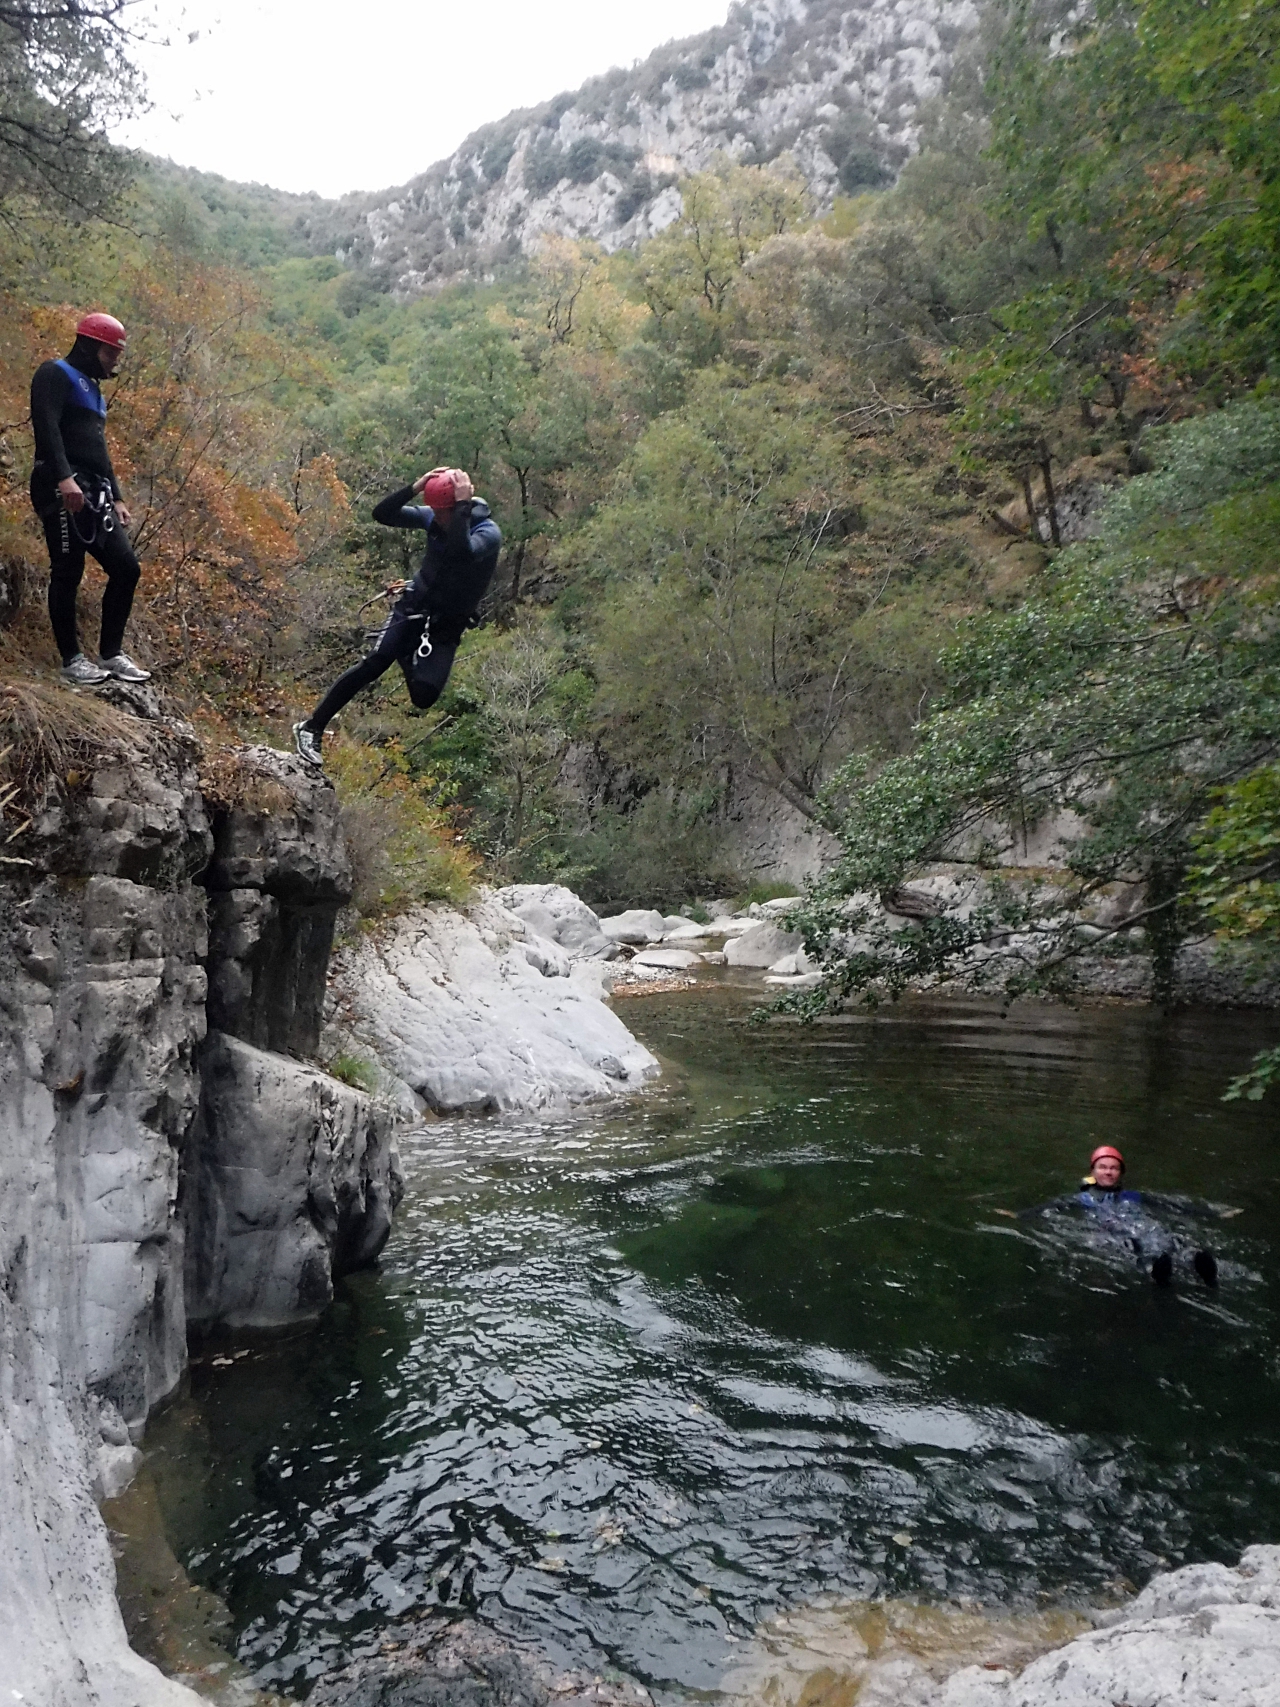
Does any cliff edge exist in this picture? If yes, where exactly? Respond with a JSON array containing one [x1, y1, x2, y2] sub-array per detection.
[[0, 707, 397, 1706]]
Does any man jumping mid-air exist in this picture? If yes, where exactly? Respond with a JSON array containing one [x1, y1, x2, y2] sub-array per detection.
[[293, 466, 500, 771], [30, 312, 150, 687]]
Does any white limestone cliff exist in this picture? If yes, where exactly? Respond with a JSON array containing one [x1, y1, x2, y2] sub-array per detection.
[[0, 734, 397, 1706], [304, 0, 980, 294]]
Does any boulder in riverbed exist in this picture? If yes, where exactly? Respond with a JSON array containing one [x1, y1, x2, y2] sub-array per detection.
[[328, 893, 659, 1114], [495, 882, 616, 959], [632, 948, 703, 970], [662, 921, 714, 943], [724, 919, 805, 967], [599, 907, 667, 944]]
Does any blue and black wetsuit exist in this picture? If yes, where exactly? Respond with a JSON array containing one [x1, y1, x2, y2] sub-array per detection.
[[29, 335, 140, 663], [304, 484, 502, 734], [1028, 1183, 1219, 1284]]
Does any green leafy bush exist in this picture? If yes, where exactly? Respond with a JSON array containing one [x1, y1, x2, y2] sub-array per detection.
[[789, 402, 1280, 1010], [326, 736, 477, 919]]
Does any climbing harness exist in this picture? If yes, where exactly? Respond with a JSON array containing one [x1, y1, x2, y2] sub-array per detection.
[[356, 588, 432, 651], [55, 472, 117, 552]]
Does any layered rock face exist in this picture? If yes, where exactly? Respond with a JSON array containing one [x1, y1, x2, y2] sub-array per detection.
[[190, 749, 399, 1327], [0, 732, 397, 1706], [1, 733, 210, 1705]]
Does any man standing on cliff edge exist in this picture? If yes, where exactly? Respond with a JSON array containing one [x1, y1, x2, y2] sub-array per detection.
[[30, 311, 151, 687]]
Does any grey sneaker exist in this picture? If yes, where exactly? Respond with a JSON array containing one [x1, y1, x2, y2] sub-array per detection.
[[293, 721, 324, 769], [60, 653, 109, 687], [100, 652, 151, 683]]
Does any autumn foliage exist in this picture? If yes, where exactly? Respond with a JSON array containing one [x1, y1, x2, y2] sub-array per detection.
[[0, 256, 349, 719]]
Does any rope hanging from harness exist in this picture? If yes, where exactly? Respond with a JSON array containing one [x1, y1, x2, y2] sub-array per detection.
[[56, 473, 117, 549]]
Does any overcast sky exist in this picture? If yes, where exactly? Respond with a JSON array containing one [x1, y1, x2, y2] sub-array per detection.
[[113, 0, 733, 198]]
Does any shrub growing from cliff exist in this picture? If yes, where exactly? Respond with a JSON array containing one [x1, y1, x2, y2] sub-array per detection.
[[325, 737, 476, 920]]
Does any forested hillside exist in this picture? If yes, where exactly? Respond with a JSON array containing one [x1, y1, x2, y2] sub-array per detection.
[[1, 0, 1277, 1082]]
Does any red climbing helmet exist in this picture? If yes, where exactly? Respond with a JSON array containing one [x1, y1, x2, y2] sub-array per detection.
[[76, 311, 127, 350], [422, 470, 458, 509], [1090, 1145, 1126, 1173]]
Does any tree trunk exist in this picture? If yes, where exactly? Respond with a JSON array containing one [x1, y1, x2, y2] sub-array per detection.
[[1020, 470, 1041, 542], [1040, 456, 1062, 548]]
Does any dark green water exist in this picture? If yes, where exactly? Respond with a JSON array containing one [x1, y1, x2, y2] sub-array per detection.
[[147, 989, 1280, 1698]]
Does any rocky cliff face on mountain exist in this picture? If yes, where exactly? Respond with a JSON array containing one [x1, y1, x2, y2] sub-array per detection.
[[296, 0, 978, 294]]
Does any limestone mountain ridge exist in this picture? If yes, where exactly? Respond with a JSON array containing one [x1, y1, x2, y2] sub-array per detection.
[[289, 0, 979, 295]]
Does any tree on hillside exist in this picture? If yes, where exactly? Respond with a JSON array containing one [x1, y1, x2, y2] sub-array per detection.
[[584, 371, 872, 823], [985, 0, 1280, 385], [0, 0, 145, 225], [1188, 766, 1280, 1101], [637, 161, 810, 364]]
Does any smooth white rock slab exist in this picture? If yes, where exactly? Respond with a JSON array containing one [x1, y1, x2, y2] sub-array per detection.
[[631, 948, 703, 970], [330, 893, 659, 1114]]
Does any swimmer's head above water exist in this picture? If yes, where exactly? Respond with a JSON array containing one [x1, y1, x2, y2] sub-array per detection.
[[1086, 1145, 1126, 1189]]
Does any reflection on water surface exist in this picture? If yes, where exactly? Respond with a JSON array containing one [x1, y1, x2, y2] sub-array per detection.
[[145, 990, 1280, 1698]]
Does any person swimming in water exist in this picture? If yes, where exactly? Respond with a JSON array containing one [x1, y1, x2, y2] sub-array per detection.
[[1026, 1146, 1224, 1287]]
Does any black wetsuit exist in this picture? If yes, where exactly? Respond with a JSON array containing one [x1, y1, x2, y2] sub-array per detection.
[[29, 335, 140, 663], [1028, 1183, 1219, 1283], [305, 485, 502, 733]]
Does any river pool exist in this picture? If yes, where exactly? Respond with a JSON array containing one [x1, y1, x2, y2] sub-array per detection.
[[140, 985, 1280, 1699]]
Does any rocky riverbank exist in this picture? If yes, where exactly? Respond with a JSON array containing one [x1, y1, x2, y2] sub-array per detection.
[[210, 1547, 1280, 1707], [317, 886, 822, 1116], [718, 1547, 1280, 1707], [0, 716, 669, 1707]]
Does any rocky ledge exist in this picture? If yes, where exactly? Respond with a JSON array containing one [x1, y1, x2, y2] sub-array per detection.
[[723, 1547, 1280, 1707], [936, 1545, 1280, 1707], [0, 728, 399, 1706]]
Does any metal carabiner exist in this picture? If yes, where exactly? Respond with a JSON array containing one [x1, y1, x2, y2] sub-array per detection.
[[415, 616, 433, 662]]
